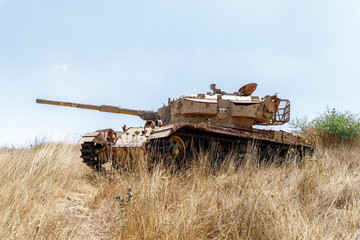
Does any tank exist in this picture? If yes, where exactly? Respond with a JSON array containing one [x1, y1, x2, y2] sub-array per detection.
[[36, 83, 314, 169]]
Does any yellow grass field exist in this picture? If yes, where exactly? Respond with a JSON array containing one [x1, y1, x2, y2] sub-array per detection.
[[1, 143, 360, 239]]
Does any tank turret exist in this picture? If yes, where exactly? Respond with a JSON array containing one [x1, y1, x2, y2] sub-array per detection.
[[161, 83, 290, 128], [37, 83, 289, 129]]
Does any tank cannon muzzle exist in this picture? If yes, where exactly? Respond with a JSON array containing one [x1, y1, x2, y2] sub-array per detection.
[[36, 98, 161, 121]]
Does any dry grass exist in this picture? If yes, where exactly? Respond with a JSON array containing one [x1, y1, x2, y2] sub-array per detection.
[[1, 142, 360, 239]]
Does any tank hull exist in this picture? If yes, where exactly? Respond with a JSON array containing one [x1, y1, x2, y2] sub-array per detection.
[[79, 123, 314, 169]]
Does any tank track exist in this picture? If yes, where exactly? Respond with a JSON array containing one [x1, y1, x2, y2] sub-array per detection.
[[195, 130, 309, 151], [156, 128, 314, 159], [80, 142, 102, 169], [81, 129, 314, 170]]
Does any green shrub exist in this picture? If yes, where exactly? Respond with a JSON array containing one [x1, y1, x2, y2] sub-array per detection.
[[313, 108, 360, 141], [291, 107, 360, 143]]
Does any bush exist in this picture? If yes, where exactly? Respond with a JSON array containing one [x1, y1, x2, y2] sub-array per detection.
[[314, 108, 360, 141], [291, 107, 360, 143]]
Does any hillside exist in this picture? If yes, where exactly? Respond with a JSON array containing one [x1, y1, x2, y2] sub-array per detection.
[[1, 143, 360, 239]]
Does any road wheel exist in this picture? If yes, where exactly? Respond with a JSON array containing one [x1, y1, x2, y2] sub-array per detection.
[[169, 135, 186, 163]]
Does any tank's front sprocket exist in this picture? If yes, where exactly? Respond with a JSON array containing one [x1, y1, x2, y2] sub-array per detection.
[[80, 142, 102, 170]]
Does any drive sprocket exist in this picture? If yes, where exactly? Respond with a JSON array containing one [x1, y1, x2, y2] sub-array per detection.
[[80, 142, 102, 170]]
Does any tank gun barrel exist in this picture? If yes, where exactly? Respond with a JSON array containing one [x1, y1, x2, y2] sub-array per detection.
[[36, 98, 160, 121]]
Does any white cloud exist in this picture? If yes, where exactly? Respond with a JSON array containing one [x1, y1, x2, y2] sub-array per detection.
[[54, 64, 67, 71]]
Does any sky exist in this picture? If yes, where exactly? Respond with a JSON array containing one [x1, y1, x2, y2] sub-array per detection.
[[1, 0, 360, 146]]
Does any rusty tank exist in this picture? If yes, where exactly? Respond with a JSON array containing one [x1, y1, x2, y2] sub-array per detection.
[[36, 83, 314, 169]]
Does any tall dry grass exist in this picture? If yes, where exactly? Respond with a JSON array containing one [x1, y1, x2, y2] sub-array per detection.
[[0, 143, 118, 239], [1, 142, 360, 239]]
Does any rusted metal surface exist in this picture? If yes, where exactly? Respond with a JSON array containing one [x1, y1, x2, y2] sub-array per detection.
[[260, 99, 290, 125], [115, 127, 148, 148], [239, 83, 257, 96], [79, 132, 106, 145]]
